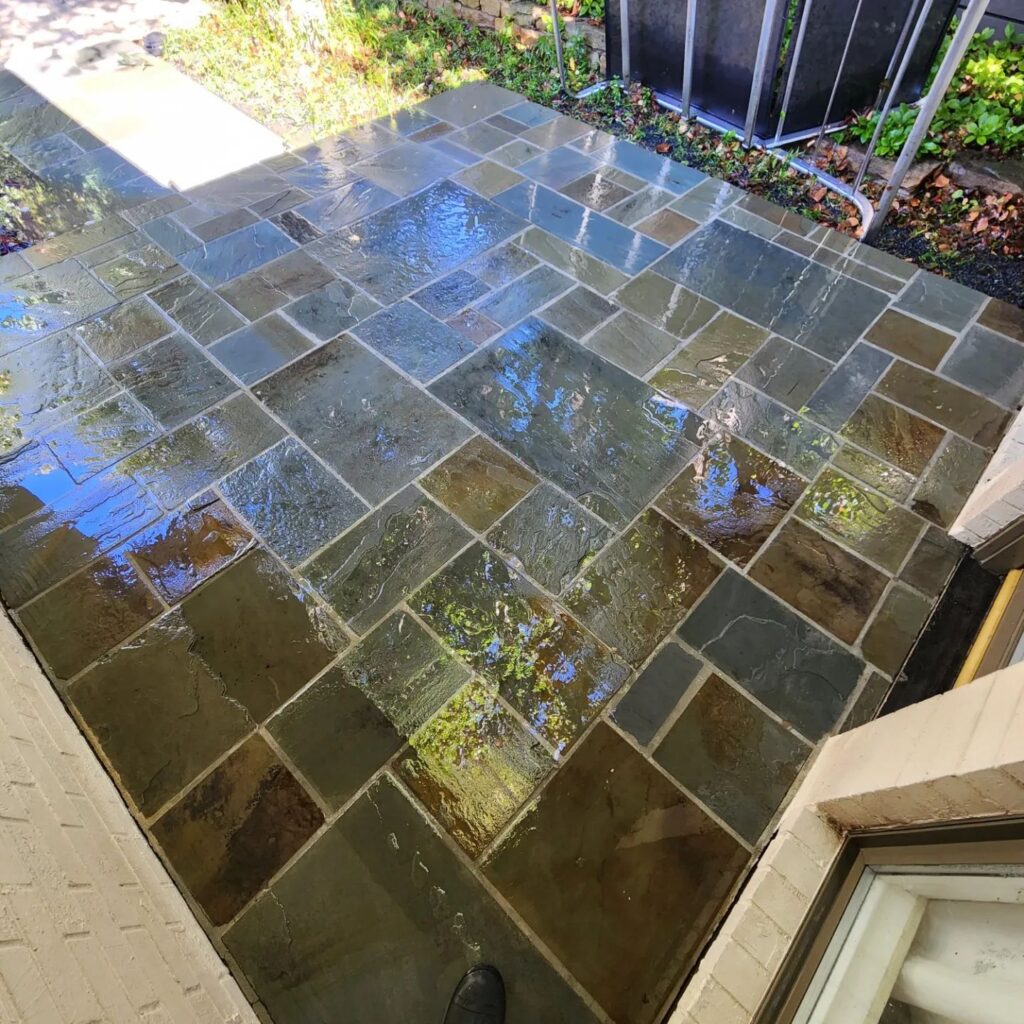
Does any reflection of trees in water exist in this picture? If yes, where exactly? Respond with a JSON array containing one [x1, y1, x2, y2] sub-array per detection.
[[0, 369, 18, 452]]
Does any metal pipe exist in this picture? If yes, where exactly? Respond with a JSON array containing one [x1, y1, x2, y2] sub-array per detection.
[[744, 0, 785, 147], [878, 0, 924, 106], [773, 0, 815, 144], [547, 0, 612, 100], [812, 0, 864, 153], [680, 0, 697, 118], [620, 0, 631, 85], [852, 0, 936, 193], [863, 0, 991, 243]]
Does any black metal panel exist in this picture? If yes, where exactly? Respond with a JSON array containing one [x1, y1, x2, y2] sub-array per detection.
[[605, 0, 959, 140]]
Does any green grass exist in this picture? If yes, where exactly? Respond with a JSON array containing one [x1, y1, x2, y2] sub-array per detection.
[[165, 0, 592, 143]]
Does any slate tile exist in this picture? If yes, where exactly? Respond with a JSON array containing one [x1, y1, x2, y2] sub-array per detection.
[[0, 442, 75, 530], [538, 286, 617, 339], [270, 210, 322, 245], [670, 177, 743, 221], [93, 242, 182, 300], [209, 313, 314, 384], [839, 392, 945, 475], [910, 434, 990, 529], [803, 343, 892, 432], [636, 208, 698, 245], [474, 265, 573, 327], [599, 139, 706, 194], [899, 525, 963, 597], [978, 296, 1024, 343], [22, 215, 132, 269], [178, 220, 297, 286], [217, 272, 290, 320], [259, 250, 335, 298], [864, 309, 955, 369], [465, 241, 536, 287], [519, 226, 630, 295], [841, 671, 892, 732], [412, 270, 489, 319], [894, 272, 984, 332], [860, 583, 932, 675], [736, 336, 831, 409], [942, 324, 1024, 409], [448, 122, 517, 155], [295, 178, 398, 233], [605, 186, 675, 227], [611, 642, 702, 746], [73, 297, 172, 364], [149, 274, 244, 346], [283, 279, 380, 340], [615, 270, 717, 339], [517, 146, 598, 188], [446, 308, 501, 345], [416, 82, 521, 127], [453, 160, 524, 199], [190, 207, 261, 241], [560, 170, 632, 211]]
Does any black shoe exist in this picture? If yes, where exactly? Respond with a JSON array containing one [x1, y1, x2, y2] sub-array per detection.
[[443, 964, 506, 1024]]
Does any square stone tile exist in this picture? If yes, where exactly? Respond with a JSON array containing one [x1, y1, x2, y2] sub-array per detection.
[[431, 318, 700, 525], [268, 611, 469, 808], [209, 314, 314, 384], [68, 549, 341, 814], [636, 208, 698, 245], [484, 722, 747, 1024], [111, 333, 235, 429], [0, 470, 160, 607], [560, 170, 632, 211], [654, 674, 810, 843], [216, 272, 289, 320], [295, 178, 398, 233], [304, 485, 469, 633], [894, 272, 984, 332], [421, 435, 536, 530], [353, 300, 474, 380], [538, 286, 617, 338], [375, 106, 439, 136], [502, 100, 559, 128], [220, 437, 366, 566], [864, 309, 955, 370], [678, 569, 863, 740], [803, 343, 892, 432], [396, 679, 553, 857], [223, 775, 597, 1023], [649, 311, 767, 409], [493, 182, 666, 275], [149, 275, 244, 345], [656, 435, 806, 567], [492, 138, 547, 168], [152, 734, 324, 925], [519, 227, 630, 295], [72, 297, 172, 364], [142, 214, 200, 257], [308, 180, 524, 303], [797, 466, 924, 572], [942, 324, 1024, 409], [122, 394, 284, 510], [283, 279, 380, 341], [0, 442, 75, 530], [474, 265, 573, 327], [259, 250, 335, 297], [910, 434, 990, 529], [749, 518, 887, 644], [839, 392, 945, 475], [412, 270, 489, 319], [179, 220, 297, 286], [600, 139, 706, 194], [615, 270, 718, 340], [92, 242, 182, 300], [415, 543, 627, 752], [485, 481, 611, 593], [465, 241, 537, 287], [860, 583, 932, 675], [612, 642, 702, 747], [736, 336, 831, 409], [453, 159, 524, 199], [606, 186, 677, 227], [564, 508, 723, 666], [254, 338, 471, 504]]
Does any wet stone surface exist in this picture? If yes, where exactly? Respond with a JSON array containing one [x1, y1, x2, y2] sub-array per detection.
[[611, 641, 702, 747]]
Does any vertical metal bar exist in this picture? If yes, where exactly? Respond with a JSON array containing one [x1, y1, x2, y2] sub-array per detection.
[[773, 0, 815, 144], [812, 0, 864, 152], [864, 0, 991, 244], [744, 0, 785, 147], [620, 0, 631, 85], [548, 0, 570, 94], [852, 0, 936, 193], [680, 0, 697, 118], [878, 0, 924, 106]]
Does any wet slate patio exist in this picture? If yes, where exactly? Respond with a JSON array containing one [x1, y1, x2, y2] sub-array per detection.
[[2, 73, 1023, 1023]]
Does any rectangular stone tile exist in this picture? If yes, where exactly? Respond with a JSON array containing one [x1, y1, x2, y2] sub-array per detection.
[[412, 270, 489, 319], [374, 105, 439, 136], [178, 220, 297, 286], [149, 274, 245, 346], [220, 437, 366, 566], [142, 215, 201, 257], [308, 180, 524, 303], [355, 139, 462, 195], [0, 442, 75, 529], [430, 317, 700, 525], [611, 641, 702, 747], [803, 342, 892, 432], [560, 170, 633, 211], [484, 723, 747, 1024], [485, 481, 611, 593], [894, 272, 984, 332], [73, 296, 173, 364], [304, 485, 470, 633], [268, 611, 469, 808], [703, 381, 838, 477], [736, 336, 831, 409], [293, 178, 398, 235], [841, 670, 892, 731], [21, 215, 133, 269], [421, 435, 536, 531], [446, 308, 500, 346], [654, 674, 810, 844], [190, 206, 261, 241], [519, 114, 590, 150], [416, 81, 522, 127], [125, 492, 254, 603], [185, 164, 291, 211], [941, 324, 1024, 409], [452, 159, 524, 199], [464, 241, 537, 288], [111, 333, 236, 429], [259, 250, 335, 298], [599, 139, 706, 194], [615, 270, 717, 340], [910, 433, 990, 529], [864, 309, 955, 369], [656, 435, 806, 567], [978, 296, 1024, 343], [283, 279, 380, 340], [41, 393, 160, 481], [670, 177, 744, 221], [17, 547, 163, 682], [209, 313, 314, 385], [721, 204, 779, 240], [797, 466, 924, 572], [654, 220, 887, 360], [396, 678, 553, 857], [216, 271, 289, 320], [0, 262, 116, 356], [224, 775, 598, 1023], [649, 311, 767, 409], [152, 734, 323, 925], [678, 569, 863, 740], [414, 543, 628, 752], [68, 549, 341, 815], [899, 525, 963, 598], [839, 392, 945, 475], [605, 186, 676, 228], [0, 331, 118, 449], [281, 161, 357, 198], [519, 226, 630, 295], [271, 210, 322, 245], [860, 582, 932, 675], [637, 208, 697, 246], [832, 442, 916, 503], [502, 100, 559, 128], [92, 242, 182, 300], [517, 145, 598, 188], [254, 337, 471, 504], [538, 286, 617, 339], [749, 517, 887, 644], [474, 265, 574, 327], [298, 120, 399, 164], [353, 300, 475, 380], [0, 469, 159, 608], [493, 182, 666, 275], [122, 394, 285, 509]]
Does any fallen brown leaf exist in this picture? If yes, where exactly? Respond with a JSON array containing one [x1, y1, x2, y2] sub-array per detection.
[[810, 186, 827, 202], [933, 173, 950, 188], [973, 216, 989, 234]]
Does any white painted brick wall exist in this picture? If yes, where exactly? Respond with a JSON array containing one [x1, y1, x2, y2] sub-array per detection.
[[0, 610, 258, 1024]]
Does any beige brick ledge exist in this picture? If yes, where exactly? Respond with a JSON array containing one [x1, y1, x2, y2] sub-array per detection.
[[670, 663, 1024, 1024], [0, 610, 258, 1024]]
